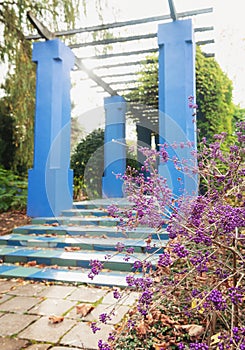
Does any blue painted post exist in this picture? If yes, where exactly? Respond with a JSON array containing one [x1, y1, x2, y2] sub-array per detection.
[[102, 95, 126, 198], [158, 19, 198, 196], [27, 39, 75, 217], [136, 123, 152, 166]]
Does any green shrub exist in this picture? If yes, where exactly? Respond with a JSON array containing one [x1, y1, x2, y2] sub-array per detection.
[[0, 167, 27, 212], [71, 128, 139, 200]]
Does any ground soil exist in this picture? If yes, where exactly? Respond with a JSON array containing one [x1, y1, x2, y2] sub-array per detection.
[[0, 210, 31, 236]]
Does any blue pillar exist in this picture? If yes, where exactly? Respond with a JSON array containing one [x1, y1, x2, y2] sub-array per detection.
[[158, 19, 198, 196], [27, 39, 75, 217], [136, 123, 152, 166], [102, 95, 126, 198]]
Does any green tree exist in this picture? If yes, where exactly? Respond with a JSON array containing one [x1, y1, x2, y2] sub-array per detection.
[[125, 47, 237, 143], [0, 0, 81, 175]]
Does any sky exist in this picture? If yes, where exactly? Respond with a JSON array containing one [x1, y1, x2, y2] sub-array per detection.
[[69, 0, 245, 136], [71, 0, 245, 114]]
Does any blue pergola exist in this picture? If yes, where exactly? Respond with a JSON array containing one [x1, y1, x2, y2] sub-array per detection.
[[26, 1, 214, 217]]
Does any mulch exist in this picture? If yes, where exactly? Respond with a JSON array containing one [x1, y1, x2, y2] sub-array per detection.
[[0, 210, 31, 236]]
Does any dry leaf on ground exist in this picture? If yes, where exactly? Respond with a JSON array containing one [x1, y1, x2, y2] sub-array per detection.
[[76, 304, 95, 316], [49, 315, 64, 324], [64, 246, 81, 251], [176, 324, 204, 337]]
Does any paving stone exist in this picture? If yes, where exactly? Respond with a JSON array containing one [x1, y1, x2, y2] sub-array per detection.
[[19, 316, 76, 343], [67, 286, 108, 303], [0, 293, 13, 304], [0, 296, 40, 313], [29, 298, 76, 316], [39, 285, 76, 299], [84, 303, 130, 325], [0, 337, 29, 350], [60, 322, 114, 349], [25, 344, 51, 350], [50, 348, 81, 350], [7, 282, 46, 297], [0, 313, 38, 336], [102, 290, 139, 306], [65, 303, 94, 320], [0, 279, 19, 293]]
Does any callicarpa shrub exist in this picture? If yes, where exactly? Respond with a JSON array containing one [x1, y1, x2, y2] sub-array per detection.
[[89, 121, 245, 350]]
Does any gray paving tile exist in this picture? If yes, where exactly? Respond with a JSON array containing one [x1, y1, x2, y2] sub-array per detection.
[[0, 296, 40, 313], [0, 279, 19, 293], [7, 282, 46, 297], [19, 316, 76, 343], [67, 286, 108, 303], [0, 337, 29, 350], [60, 322, 114, 349], [50, 348, 81, 350], [65, 303, 95, 320], [25, 344, 51, 350], [0, 293, 13, 304], [0, 313, 38, 336], [84, 303, 130, 325], [39, 285, 76, 299], [29, 298, 76, 316], [102, 290, 139, 306]]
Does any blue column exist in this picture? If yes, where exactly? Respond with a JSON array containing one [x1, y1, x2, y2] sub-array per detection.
[[158, 19, 198, 196], [136, 123, 152, 166], [27, 39, 75, 217], [102, 95, 126, 198]]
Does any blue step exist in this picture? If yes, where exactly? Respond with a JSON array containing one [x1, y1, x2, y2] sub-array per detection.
[[0, 233, 166, 254], [31, 216, 120, 226], [0, 263, 137, 288], [13, 225, 168, 240], [0, 246, 159, 272], [61, 208, 109, 217], [0, 199, 167, 287]]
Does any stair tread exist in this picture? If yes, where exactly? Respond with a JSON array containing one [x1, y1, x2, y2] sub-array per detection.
[[0, 245, 159, 263], [0, 233, 166, 246], [0, 263, 136, 287]]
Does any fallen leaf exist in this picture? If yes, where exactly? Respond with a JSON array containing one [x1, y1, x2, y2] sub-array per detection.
[[76, 304, 94, 316], [49, 315, 64, 324], [177, 324, 204, 337], [50, 265, 59, 269], [136, 320, 147, 335], [154, 343, 167, 350], [65, 246, 81, 252], [211, 332, 221, 345]]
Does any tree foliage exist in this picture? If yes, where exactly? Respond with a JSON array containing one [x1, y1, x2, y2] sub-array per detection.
[[125, 47, 236, 143], [0, 0, 80, 175]]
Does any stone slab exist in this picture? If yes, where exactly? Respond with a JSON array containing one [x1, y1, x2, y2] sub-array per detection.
[[0, 337, 29, 350], [29, 298, 76, 316], [102, 290, 139, 306], [0, 293, 12, 304], [26, 344, 51, 350], [60, 322, 114, 349], [84, 303, 129, 325], [0, 296, 40, 313], [19, 316, 76, 343], [38, 285, 76, 299], [0, 279, 19, 293], [67, 286, 108, 303], [0, 313, 38, 336], [7, 282, 46, 297], [50, 348, 81, 350]]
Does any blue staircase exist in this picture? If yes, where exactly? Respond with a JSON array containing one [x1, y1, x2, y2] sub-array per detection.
[[0, 200, 168, 288]]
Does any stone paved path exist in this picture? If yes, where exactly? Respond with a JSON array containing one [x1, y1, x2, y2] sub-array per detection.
[[0, 279, 138, 349]]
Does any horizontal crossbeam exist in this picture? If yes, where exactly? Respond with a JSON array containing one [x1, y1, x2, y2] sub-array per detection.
[[26, 8, 213, 40]]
